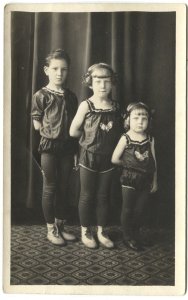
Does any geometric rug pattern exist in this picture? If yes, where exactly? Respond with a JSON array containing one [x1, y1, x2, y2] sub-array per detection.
[[11, 225, 175, 285]]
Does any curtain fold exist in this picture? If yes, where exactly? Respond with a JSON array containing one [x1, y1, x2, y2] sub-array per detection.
[[11, 11, 175, 226]]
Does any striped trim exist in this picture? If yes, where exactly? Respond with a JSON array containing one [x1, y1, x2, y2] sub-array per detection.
[[86, 99, 118, 112], [121, 185, 135, 190], [100, 167, 115, 174], [43, 87, 65, 96], [79, 164, 114, 174], [79, 164, 97, 173], [123, 133, 150, 145], [86, 99, 93, 112]]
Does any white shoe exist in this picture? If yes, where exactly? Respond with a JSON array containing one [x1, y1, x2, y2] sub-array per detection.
[[61, 231, 76, 241], [47, 223, 66, 246], [55, 218, 76, 241], [97, 227, 114, 249], [81, 227, 97, 249]]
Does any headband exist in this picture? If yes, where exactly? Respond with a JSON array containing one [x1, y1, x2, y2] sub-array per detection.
[[123, 102, 155, 119]]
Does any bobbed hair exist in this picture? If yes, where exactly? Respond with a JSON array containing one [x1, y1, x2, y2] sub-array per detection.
[[82, 63, 117, 87], [123, 102, 153, 132], [44, 49, 71, 67]]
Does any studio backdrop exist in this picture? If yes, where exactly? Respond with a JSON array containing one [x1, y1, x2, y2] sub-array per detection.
[[11, 11, 175, 227]]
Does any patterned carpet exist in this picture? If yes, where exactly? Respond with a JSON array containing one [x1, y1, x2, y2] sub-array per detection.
[[10, 224, 175, 286]]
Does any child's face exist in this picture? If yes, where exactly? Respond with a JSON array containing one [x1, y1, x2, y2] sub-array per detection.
[[129, 109, 149, 133], [91, 68, 112, 98], [44, 58, 68, 88]]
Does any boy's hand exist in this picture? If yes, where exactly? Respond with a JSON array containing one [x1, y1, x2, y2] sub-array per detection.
[[73, 154, 79, 171], [150, 180, 158, 193]]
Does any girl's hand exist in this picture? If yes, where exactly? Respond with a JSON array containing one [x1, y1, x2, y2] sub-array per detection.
[[73, 154, 79, 171], [33, 120, 42, 131], [150, 180, 158, 193], [69, 101, 88, 138], [150, 138, 158, 194], [111, 135, 127, 165]]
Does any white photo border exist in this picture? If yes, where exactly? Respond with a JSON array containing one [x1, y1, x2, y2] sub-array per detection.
[[3, 3, 186, 296]]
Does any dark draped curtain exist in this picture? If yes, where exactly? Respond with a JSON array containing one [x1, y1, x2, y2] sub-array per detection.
[[11, 11, 175, 227]]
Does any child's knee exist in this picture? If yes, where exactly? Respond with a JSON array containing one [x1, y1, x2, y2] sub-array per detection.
[[41, 169, 55, 186], [79, 192, 94, 205], [96, 193, 108, 207]]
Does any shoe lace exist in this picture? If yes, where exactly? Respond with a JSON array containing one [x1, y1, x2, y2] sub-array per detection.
[[55, 219, 66, 232], [130, 239, 138, 247], [101, 231, 109, 239], [85, 228, 93, 240], [53, 224, 61, 238]]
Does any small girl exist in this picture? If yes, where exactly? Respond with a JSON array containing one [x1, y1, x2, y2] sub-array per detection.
[[112, 102, 157, 251], [70, 63, 121, 249], [31, 49, 78, 245]]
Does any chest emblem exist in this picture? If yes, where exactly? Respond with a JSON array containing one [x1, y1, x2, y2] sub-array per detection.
[[135, 150, 149, 161], [100, 121, 113, 132]]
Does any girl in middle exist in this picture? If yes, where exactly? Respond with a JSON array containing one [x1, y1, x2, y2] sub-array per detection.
[[70, 63, 122, 249]]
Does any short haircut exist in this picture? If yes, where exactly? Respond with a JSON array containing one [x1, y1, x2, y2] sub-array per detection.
[[44, 49, 71, 67], [124, 102, 153, 132], [82, 63, 117, 87]]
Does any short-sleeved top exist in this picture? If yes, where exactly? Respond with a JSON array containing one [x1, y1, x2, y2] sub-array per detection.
[[79, 99, 122, 155], [31, 86, 78, 154], [121, 133, 156, 175]]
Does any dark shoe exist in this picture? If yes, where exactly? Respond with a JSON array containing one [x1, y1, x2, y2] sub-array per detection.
[[97, 230, 114, 249], [140, 238, 153, 247], [55, 218, 77, 242], [47, 224, 66, 246], [123, 239, 143, 251], [136, 234, 154, 247]]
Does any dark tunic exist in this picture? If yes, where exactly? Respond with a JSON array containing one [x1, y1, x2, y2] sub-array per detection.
[[32, 86, 78, 155], [120, 133, 156, 190], [79, 99, 122, 155]]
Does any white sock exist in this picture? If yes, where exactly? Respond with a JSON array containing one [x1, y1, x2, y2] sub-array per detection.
[[81, 226, 88, 234], [97, 226, 103, 235], [47, 223, 55, 231]]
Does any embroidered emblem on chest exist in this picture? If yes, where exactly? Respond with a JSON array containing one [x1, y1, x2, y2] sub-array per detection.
[[135, 150, 149, 161], [100, 121, 113, 132]]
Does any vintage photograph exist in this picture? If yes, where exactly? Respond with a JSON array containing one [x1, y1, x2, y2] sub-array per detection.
[[3, 3, 186, 295]]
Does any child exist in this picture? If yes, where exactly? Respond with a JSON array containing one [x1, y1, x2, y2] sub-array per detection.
[[69, 63, 121, 249], [31, 49, 78, 245], [111, 102, 157, 251]]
